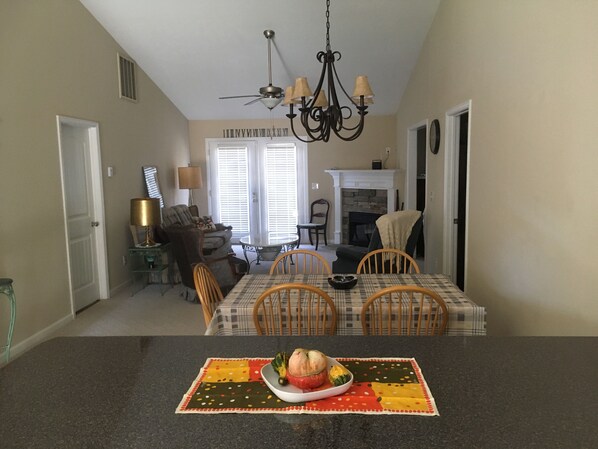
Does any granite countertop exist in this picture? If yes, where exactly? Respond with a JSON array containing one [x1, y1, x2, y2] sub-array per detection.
[[1, 336, 597, 448]]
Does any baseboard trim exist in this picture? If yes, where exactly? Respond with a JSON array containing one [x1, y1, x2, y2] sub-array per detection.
[[1, 314, 73, 366]]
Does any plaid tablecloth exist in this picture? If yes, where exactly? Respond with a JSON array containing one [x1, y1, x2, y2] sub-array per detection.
[[205, 274, 486, 336]]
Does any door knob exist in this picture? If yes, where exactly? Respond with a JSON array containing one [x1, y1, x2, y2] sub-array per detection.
[[91, 221, 100, 227]]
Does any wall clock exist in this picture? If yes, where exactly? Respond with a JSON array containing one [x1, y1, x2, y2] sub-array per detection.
[[429, 119, 440, 154]]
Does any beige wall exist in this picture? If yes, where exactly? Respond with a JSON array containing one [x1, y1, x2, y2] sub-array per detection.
[[189, 116, 397, 236], [396, 0, 598, 335], [0, 0, 190, 356]]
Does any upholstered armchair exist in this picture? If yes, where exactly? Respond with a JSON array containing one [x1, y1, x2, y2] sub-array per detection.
[[165, 226, 245, 300], [159, 205, 232, 256], [160, 204, 244, 299], [332, 212, 423, 274]]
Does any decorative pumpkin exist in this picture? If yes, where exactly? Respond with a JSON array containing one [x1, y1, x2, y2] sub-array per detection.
[[286, 348, 328, 389]]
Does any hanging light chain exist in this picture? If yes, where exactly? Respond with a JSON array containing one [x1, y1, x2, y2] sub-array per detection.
[[325, 0, 331, 51], [286, 0, 371, 142]]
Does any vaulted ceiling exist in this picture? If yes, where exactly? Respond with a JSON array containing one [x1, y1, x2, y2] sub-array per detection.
[[80, 0, 440, 120]]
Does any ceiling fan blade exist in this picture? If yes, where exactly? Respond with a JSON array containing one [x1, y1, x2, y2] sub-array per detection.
[[219, 95, 260, 100], [244, 98, 262, 106]]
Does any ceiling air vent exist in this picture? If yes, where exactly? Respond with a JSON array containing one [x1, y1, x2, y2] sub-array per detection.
[[117, 53, 137, 102]]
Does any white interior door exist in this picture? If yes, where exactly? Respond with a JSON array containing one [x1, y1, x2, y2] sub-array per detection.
[[57, 117, 109, 312]]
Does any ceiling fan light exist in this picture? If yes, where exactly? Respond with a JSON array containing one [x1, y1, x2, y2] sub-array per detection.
[[260, 96, 283, 109], [291, 77, 313, 100], [352, 75, 374, 99]]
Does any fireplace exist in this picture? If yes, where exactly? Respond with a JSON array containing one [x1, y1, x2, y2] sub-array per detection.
[[348, 211, 382, 247], [326, 169, 401, 244]]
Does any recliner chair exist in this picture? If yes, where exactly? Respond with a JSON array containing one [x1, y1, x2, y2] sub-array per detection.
[[332, 213, 423, 273], [165, 226, 246, 300]]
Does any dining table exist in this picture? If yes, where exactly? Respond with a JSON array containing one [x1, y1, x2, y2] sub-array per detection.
[[205, 273, 486, 336], [1, 336, 596, 448]]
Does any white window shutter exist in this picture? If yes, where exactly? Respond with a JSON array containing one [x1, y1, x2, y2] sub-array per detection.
[[264, 143, 298, 236], [215, 146, 250, 235]]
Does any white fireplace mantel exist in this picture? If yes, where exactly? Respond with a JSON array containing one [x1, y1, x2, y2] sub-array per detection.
[[326, 169, 402, 244]]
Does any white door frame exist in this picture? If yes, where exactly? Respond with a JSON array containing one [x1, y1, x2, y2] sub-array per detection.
[[56, 115, 110, 315], [405, 119, 429, 211], [406, 119, 429, 270], [442, 101, 472, 288]]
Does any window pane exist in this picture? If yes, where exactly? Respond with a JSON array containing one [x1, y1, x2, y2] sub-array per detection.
[[264, 143, 297, 236], [216, 146, 250, 234]]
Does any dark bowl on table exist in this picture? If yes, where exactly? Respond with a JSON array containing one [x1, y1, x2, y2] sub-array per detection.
[[327, 275, 358, 290]]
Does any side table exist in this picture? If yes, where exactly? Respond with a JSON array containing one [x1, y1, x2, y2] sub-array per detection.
[[239, 234, 299, 273], [128, 243, 174, 296], [0, 278, 16, 362]]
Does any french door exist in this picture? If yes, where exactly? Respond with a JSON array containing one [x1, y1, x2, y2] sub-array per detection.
[[206, 138, 308, 241]]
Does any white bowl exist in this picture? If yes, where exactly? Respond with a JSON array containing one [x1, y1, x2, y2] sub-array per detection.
[[261, 357, 353, 403]]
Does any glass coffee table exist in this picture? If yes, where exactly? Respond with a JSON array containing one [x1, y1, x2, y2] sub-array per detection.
[[239, 234, 299, 272]]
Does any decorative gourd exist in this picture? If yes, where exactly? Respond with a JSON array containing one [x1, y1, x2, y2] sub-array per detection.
[[286, 348, 328, 389], [271, 351, 289, 385], [329, 364, 351, 386]]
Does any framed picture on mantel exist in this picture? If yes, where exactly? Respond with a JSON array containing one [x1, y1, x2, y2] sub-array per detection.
[[371, 160, 382, 169]]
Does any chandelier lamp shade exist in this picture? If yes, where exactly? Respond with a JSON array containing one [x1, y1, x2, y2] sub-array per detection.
[[285, 0, 374, 143], [178, 166, 203, 206], [130, 198, 161, 247]]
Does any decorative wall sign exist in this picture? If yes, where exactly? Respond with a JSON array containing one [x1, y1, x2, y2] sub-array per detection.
[[222, 127, 289, 138]]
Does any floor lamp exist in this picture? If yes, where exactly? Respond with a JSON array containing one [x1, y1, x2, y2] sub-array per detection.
[[130, 198, 161, 247], [178, 166, 203, 207]]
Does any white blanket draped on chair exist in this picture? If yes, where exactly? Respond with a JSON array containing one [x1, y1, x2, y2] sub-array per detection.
[[375, 210, 421, 250]]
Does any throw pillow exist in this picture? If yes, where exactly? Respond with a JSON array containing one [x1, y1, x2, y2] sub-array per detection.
[[197, 215, 217, 231]]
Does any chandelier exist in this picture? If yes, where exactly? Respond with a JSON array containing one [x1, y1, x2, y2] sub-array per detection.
[[285, 0, 374, 142]]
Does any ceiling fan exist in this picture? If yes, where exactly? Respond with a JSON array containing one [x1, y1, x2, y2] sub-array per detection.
[[218, 30, 284, 110]]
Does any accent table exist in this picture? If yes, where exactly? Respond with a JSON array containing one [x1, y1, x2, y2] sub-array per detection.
[[128, 243, 173, 296], [239, 234, 299, 272]]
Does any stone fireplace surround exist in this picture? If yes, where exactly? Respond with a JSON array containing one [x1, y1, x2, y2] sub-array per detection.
[[326, 170, 401, 244]]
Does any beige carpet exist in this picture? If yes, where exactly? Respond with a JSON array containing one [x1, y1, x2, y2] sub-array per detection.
[[50, 243, 340, 338]]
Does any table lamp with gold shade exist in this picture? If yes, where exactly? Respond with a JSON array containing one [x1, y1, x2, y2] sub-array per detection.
[[130, 198, 161, 247], [178, 166, 203, 207]]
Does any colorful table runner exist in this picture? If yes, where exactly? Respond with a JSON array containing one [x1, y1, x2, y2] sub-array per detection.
[[176, 357, 439, 416]]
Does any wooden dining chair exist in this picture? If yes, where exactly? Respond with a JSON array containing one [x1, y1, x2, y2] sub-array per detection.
[[193, 263, 225, 328], [252, 283, 337, 335], [269, 249, 332, 275], [357, 248, 420, 274], [296, 198, 330, 250], [361, 285, 448, 336]]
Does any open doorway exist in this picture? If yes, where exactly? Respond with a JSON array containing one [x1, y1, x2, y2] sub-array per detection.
[[406, 120, 428, 269], [443, 102, 471, 290], [415, 126, 426, 259]]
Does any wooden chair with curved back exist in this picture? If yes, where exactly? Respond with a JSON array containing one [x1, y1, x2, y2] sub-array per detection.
[[193, 263, 224, 328], [357, 248, 420, 274], [269, 249, 332, 275], [296, 198, 330, 250], [253, 283, 337, 335], [361, 285, 448, 336]]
